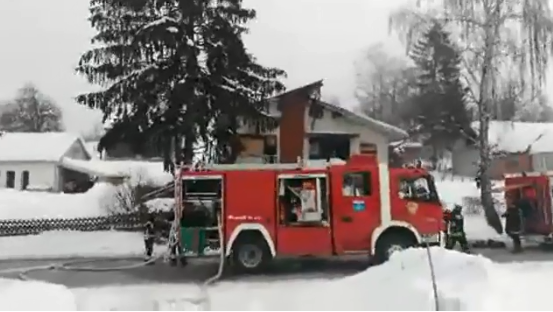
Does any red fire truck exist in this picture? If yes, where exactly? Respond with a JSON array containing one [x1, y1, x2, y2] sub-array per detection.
[[501, 172, 553, 243], [173, 154, 444, 273]]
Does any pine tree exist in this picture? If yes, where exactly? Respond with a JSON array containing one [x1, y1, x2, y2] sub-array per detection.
[[76, 0, 286, 170], [409, 21, 472, 158]]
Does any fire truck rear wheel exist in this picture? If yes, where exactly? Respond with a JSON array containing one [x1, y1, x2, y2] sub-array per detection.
[[231, 235, 270, 273], [374, 232, 417, 264]]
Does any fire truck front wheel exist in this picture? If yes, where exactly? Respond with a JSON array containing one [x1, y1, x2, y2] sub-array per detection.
[[374, 231, 417, 264], [231, 234, 271, 273]]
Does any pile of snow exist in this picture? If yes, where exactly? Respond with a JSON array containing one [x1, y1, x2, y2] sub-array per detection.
[[0, 183, 118, 220], [287, 248, 496, 311], [0, 278, 77, 310], [0, 231, 158, 260], [72, 249, 505, 310], [145, 198, 174, 212]]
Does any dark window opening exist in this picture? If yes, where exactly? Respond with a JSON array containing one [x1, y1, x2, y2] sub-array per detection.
[[263, 135, 277, 163], [6, 171, 15, 188], [21, 171, 29, 190], [309, 135, 351, 160]]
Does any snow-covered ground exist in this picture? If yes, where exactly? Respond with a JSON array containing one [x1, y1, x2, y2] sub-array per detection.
[[0, 278, 77, 311], [0, 231, 160, 260], [5, 248, 553, 310]]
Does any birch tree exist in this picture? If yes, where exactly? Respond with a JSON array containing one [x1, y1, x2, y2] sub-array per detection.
[[389, 0, 553, 234]]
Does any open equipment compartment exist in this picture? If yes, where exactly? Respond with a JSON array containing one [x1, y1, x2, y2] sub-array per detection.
[[179, 174, 223, 256]]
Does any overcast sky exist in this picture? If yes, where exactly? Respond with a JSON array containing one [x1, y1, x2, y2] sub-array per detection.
[[8, 0, 546, 135]]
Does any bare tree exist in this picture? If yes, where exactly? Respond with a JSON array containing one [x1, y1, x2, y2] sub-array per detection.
[[517, 93, 553, 122], [0, 83, 63, 132], [354, 42, 418, 128], [389, 0, 553, 234]]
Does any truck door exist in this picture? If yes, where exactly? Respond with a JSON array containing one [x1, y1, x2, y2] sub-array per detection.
[[330, 166, 380, 254], [524, 176, 551, 235]]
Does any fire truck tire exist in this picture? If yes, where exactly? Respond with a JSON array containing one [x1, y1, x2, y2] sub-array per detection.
[[231, 234, 271, 273], [374, 231, 417, 264]]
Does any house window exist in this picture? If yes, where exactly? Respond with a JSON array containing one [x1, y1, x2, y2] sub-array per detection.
[[21, 171, 29, 190], [342, 171, 371, 196], [6, 171, 15, 188]]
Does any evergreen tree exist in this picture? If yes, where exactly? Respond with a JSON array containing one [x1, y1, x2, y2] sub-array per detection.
[[76, 0, 286, 170], [409, 22, 472, 157]]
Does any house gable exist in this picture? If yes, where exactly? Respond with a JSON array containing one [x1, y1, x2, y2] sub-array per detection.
[[62, 139, 92, 161]]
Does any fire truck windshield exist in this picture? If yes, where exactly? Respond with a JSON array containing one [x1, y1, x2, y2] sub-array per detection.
[[399, 174, 440, 203]]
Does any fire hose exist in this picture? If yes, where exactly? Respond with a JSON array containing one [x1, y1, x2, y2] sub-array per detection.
[[0, 214, 225, 311]]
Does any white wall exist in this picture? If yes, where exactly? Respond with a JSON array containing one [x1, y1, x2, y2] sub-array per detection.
[[0, 162, 57, 191]]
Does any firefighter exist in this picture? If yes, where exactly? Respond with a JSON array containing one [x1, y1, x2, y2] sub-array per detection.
[[475, 166, 482, 189], [503, 197, 525, 253], [445, 204, 470, 253], [143, 214, 156, 262]]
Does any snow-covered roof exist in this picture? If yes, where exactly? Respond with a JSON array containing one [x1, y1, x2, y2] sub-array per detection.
[[472, 121, 553, 154], [0, 132, 89, 162], [317, 101, 408, 140]]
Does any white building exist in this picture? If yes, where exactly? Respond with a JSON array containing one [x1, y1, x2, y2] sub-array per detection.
[[0, 132, 92, 192]]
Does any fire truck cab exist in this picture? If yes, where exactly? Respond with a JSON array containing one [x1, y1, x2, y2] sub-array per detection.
[[502, 172, 553, 242], [176, 154, 443, 272]]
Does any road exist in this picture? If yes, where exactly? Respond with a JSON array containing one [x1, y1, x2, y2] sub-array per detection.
[[1, 248, 552, 288]]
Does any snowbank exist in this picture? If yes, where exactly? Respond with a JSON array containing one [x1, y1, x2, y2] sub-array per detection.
[[73, 248, 508, 310], [0, 183, 118, 220], [285, 248, 498, 310], [0, 231, 156, 260], [145, 198, 174, 212], [0, 278, 77, 310]]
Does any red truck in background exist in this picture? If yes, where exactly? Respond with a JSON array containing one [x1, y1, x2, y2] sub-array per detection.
[[175, 154, 444, 273], [501, 172, 553, 243]]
